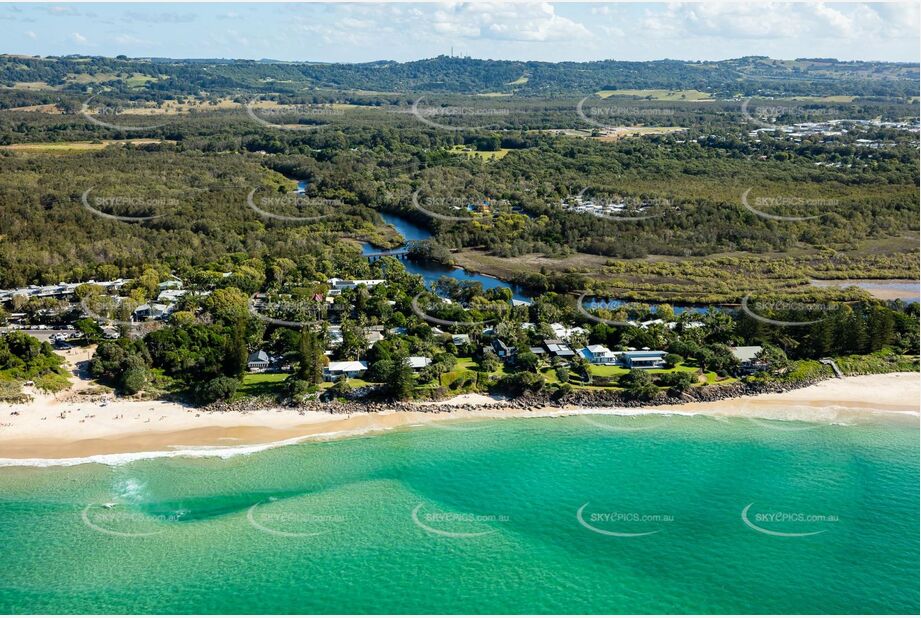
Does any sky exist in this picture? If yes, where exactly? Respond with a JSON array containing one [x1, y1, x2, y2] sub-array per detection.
[[1, 2, 919, 64]]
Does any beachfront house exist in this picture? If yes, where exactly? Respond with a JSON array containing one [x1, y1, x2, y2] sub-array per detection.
[[621, 350, 667, 369], [731, 346, 767, 374], [492, 338, 515, 361], [326, 278, 386, 296], [407, 356, 432, 372], [157, 288, 187, 304], [247, 350, 271, 372], [543, 339, 576, 360], [364, 329, 385, 347], [580, 344, 619, 365], [324, 360, 368, 381], [133, 303, 173, 321], [550, 322, 587, 341]]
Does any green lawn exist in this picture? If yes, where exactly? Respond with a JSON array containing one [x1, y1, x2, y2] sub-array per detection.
[[447, 145, 512, 160], [586, 362, 729, 386], [237, 372, 289, 398], [587, 364, 630, 378]]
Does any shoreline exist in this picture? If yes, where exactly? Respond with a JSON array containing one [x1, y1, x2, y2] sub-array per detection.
[[0, 372, 917, 466]]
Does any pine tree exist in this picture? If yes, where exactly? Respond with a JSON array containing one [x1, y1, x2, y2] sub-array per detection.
[[298, 328, 324, 385], [223, 320, 248, 378]]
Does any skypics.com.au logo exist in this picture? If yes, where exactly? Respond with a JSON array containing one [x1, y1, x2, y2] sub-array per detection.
[[80, 189, 177, 223], [564, 187, 672, 222], [740, 97, 844, 131], [410, 293, 508, 328], [81, 503, 183, 538], [410, 190, 509, 223], [576, 503, 673, 538], [410, 98, 510, 131], [247, 498, 346, 538], [244, 99, 343, 131], [741, 503, 838, 538], [740, 295, 843, 328], [575, 292, 634, 328], [81, 94, 169, 132], [576, 94, 676, 131], [245, 189, 338, 223], [740, 188, 835, 222], [248, 295, 327, 329], [411, 503, 508, 539]]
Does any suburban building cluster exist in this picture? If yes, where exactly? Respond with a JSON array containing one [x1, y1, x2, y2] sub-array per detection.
[[2, 271, 769, 390]]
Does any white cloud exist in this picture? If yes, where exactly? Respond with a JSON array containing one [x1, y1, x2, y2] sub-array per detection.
[[25, 30, 36, 39], [639, 2, 921, 42], [71, 32, 87, 45], [432, 2, 591, 42]]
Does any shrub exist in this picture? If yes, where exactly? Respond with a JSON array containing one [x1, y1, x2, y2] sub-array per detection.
[[120, 367, 147, 395], [196, 376, 239, 404]]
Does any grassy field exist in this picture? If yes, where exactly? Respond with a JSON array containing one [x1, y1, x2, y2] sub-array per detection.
[[1, 103, 61, 113], [447, 145, 512, 160], [596, 89, 713, 101], [237, 372, 290, 398], [507, 75, 529, 85], [786, 95, 857, 103], [3, 81, 55, 91], [0, 139, 168, 153], [594, 127, 687, 141]]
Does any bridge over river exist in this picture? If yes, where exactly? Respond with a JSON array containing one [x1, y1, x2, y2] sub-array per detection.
[[364, 241, 418, 262]]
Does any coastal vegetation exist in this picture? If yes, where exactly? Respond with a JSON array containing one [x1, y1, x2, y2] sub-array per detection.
[[0, 332, 70, 398], [0, 53, 917, 406]]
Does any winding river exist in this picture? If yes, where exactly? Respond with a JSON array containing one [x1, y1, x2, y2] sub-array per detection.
[[364, 211, 532, 302]]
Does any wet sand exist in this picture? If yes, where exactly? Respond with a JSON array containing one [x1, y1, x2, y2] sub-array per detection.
[[0, 373, 917, 464]]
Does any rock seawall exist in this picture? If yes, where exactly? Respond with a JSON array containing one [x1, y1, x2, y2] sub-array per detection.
[[205, 376, 831, 416]]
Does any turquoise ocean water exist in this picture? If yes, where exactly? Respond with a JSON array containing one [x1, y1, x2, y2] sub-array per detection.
[[0, 415, 917, 614]]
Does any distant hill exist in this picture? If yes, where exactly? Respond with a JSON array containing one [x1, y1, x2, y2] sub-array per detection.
[[1, 54, 917, 97]]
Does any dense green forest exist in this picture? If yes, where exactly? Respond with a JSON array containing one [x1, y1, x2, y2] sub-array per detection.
[[0, 53, 918, 298], [1, 54, 918, 98]]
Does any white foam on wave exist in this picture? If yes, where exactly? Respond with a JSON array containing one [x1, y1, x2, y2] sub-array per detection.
[[2, 405, 914, 468], [0, 428, 371, 468], [577, 407, 703, 418]]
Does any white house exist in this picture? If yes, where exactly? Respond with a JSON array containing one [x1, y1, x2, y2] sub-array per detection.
[[133, 303, 173, 321], [364, 329, 385, 347], [324, 360, 368, 380], [326, 278, 385, 295], [247, 350, 271, 372], [550, 322, 587, 341], [327, 326, 343, 347], [580, 344, 620, 365], [157, 288, 187, 304], [731, 346, 767, 374], [407, 356, 432, 371], [621, 350, 667, 369], [452, 334, 471, 346], [543, 339, 576, 359]]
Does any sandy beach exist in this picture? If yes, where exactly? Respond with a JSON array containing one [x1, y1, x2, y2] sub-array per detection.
[[0, 347, 917, 464]]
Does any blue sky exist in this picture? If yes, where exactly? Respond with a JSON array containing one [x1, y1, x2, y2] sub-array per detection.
[[2, 2, 919, 63]]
